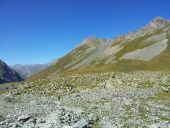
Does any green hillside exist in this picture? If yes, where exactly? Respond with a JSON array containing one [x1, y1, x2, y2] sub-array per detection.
[[29, 18, 170, 81]]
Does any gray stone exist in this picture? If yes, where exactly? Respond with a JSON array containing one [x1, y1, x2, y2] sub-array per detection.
[[17, 115, 32, 122], [161, 86, 169, 92], [63, 126, 73, 128], [149, 121, 170, 128], [88, 113, 98, 122], [72, 118, 88, 128]]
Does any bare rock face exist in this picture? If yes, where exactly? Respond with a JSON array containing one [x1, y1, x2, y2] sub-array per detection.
[[113, 17, 170, 43], [79, 36, 104, 47], [121, 39, 168, 61], [0, 60, 23, 84], [146, 16, 170, 30]]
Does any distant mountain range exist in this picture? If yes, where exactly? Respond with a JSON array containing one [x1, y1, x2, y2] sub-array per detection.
[[0, 60, 23, 84], [11, 59, 58, 79], [30, 16, 170, 80], [0, 59, 58, 84]]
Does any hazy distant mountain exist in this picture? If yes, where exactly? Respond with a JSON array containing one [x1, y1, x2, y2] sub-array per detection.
[[30, 16, 170, 80], [0, 60, 23, 84], [11, 59, 58, 79]]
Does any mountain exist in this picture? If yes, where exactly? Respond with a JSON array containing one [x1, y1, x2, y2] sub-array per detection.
[[0, 60, 23, 84], [30, 16, 170, 80], [11, 59, 58, 79]]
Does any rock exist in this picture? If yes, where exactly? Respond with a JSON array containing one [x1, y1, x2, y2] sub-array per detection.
[[0, 115, 5, 122], [88, 113, 98, 124], [4, 94, 14, 102], [104, 103, 112, 110], [11, 122, 22, 128], [63, 126, 73, 128], [72, 118, 88, 128], [17, 115, 32, 122], [27, 117, 37, 124], [101, 120, 118, 128], [149, 121, 170, 128], [37, 118, 46, 124], [0, 120, 6, 125], [88, 113, 98, 121], [11, 90, 22, 95], [111, 75, 116, 79], [101, 116, 119, 128], [123, 98, 133, 105], [161, 86, 169, 92]]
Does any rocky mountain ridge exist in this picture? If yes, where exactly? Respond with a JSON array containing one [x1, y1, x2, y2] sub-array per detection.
[[30, 16, 170, 80], [79, 16, 170, 48]]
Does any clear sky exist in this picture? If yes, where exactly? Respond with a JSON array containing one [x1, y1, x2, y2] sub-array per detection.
[[0, 0, 170, 65]]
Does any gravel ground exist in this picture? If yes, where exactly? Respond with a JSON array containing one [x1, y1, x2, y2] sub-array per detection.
[[0, 72, 170, 128]]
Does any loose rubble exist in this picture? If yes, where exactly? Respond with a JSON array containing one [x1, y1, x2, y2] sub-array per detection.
[[0, 71, 170, 128]]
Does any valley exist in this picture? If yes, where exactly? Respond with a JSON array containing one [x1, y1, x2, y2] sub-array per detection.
[[0, 16, 170, 128]]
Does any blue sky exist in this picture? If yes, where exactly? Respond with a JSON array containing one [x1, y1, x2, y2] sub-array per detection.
[[0, 0, 170, 65]]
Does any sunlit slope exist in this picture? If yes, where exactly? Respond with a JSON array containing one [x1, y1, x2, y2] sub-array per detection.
[[29, 17, 170, 81]]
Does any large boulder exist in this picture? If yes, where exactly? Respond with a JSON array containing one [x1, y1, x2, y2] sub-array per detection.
[[72, 118, 88, 128]]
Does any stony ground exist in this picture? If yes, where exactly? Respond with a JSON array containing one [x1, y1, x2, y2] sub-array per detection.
[[0, 71, 170, 128]]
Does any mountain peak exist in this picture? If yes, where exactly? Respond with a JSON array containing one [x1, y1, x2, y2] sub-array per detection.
[[146, 16, 170, 30], [82, 36, 98, 43], [78, 36, 101, 47], [153, 16, 164, 21]]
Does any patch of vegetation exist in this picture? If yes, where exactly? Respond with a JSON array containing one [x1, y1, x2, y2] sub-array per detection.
[[28, 45, 90, 81], [154, 91, 170, 101], [92, 122, 101, 128], [115, 28, 166, 59]]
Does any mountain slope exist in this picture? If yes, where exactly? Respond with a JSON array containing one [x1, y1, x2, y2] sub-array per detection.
[[30, 16, 170, 81], [0, 60, 23, 84]]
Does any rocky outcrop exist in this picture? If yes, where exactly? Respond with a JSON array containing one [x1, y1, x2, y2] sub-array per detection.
[[0, 60, 23, 84], [113, 16, 170, 42]]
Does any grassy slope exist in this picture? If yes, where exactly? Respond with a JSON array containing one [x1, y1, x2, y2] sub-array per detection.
[[65, 28, 170, 74], [115, 28, 165, 59], [29, 45, 91, 81], [29, 28, 170, 81]]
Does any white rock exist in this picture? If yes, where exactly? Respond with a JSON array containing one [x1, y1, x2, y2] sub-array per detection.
[[72, 118, 88, 128], [63, 126, 73, 128], [88, 113, 98, 121], [161, 86, 169, 92]]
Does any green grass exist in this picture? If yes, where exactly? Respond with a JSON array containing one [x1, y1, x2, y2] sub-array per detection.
[[115, 28, 166, 59], [0, 82, 19, 95], [92, 122, 101, 128], [28, 45, 90, 81], [29, 28, 170, 81], [155, 91, 170, 101], [70, 29, 170, 73]]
